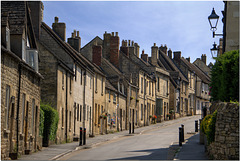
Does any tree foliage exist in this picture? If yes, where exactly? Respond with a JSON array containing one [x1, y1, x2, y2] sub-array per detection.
[[210, 50, 239, 102]]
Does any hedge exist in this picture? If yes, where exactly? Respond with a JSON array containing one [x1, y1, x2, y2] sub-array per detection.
[[40, 102, 59, 142], [201, 110, 218, 144]]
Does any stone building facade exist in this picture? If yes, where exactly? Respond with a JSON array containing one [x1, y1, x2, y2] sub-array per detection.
[[1, 1, 42, 159], [158, 46, 189, 118]]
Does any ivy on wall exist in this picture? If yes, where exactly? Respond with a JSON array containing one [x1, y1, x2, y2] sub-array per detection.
[[210, 50, 239, 102]]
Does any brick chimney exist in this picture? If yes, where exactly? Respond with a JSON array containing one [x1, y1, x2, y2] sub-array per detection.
[[186, 57, 190, 62], [120, 40, 129, 57], [168, 48, 172, 59], [92, 44, 102, 66], [201, 54, 206, 64], [173, 51, 181, 66], [52, 17, 66, 41], [28, 1, 44, 40], [151, 43, 158, 66], [67, 30, 81, 52], [159, 44, 167, 54], [141, 50, 148, 62], [109, 32, 120, 67]]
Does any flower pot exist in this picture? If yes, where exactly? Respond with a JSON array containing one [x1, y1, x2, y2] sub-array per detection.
[[9, 153, 18, 160]]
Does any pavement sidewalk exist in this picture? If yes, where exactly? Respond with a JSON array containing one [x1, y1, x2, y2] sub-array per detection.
[[174, 133, 209, 160], [19, 115, 200, 160]]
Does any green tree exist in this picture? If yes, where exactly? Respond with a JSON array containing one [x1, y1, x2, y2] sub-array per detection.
[[210, 50, 239, 102]]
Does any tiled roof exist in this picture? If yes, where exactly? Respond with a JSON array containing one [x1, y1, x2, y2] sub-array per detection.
[[80, 36, 102, 50]]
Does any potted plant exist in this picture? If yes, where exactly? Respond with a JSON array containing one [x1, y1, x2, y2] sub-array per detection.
[[152, 115, 157, 124]]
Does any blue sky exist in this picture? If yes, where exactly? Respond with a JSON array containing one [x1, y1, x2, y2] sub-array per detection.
[[42, 1, 224, 65]]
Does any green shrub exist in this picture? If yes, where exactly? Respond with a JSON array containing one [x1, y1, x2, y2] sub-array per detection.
[[206, 110, 217, 143], [41, 102, 59, 141], [39, 108, 44, 137], [200, 114, 212, 134], [200, 110, 218, 144], [210, 50, 239, 102]]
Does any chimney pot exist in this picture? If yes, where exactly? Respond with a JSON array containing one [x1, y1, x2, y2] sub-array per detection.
[[131, 41, 134, 46], [115, 32, 118, 36], [128, 40, 131, 46], [142, 50, 144, 54], [112, 32, 114, 36], [154, 43, 156, 46], [55, 16, 59, 23], [71, 32, 75, 38], [77, 31, 79, 37]]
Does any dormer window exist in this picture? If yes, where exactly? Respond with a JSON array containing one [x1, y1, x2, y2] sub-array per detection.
[[26, 49, 38, 72], [6, 27, 10, 50]]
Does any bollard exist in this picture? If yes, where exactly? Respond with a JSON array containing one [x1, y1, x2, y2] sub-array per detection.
[[181, 124, 184, 142], [129, 122, 131, 134], [179, 127, 182, 146], [199, 119, 204, 144], [132, 121, 134, 134], [195, 120, 198, 132], [79, 127, 82, 146], [83, 128, 86, 145]]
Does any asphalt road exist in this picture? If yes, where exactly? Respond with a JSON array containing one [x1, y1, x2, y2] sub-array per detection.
[[59, 115, 201, 160]]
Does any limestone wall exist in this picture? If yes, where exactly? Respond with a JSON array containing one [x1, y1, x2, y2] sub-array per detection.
[[208, 102, 239, 160]]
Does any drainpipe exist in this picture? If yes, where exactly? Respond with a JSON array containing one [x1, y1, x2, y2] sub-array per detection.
[[83, 71, 86, 132], [91, 74, 95, 137], [65, 71, 68, 143], [143, 73, 146, 126], [16, 63, 22, 153]]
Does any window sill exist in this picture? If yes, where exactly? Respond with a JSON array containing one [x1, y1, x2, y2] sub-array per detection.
[[4, 129, 10, 134]]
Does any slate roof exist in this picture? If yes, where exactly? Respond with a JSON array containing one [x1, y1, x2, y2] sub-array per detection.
[[159, 50, 188, 83], [105, 79, 118, 92], [181, 58, 211, 84], [41, 22, 105, 76]]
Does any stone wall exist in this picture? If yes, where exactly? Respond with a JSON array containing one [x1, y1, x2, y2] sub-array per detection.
[[207, 102, 239, 160]]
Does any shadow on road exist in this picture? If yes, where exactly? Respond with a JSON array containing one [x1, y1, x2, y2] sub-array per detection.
[[110, 147, 170, 160]]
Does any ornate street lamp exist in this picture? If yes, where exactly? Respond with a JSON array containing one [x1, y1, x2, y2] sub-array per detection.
[[210, 42, 218, 58], [208, 8, 223, 38]]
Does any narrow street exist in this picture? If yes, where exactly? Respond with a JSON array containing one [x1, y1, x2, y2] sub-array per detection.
[[60, 115, 201, 160]]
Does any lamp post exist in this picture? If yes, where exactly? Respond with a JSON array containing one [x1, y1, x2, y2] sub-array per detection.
[[208, 8, 223, 38], [210, 42, 218, 58]]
